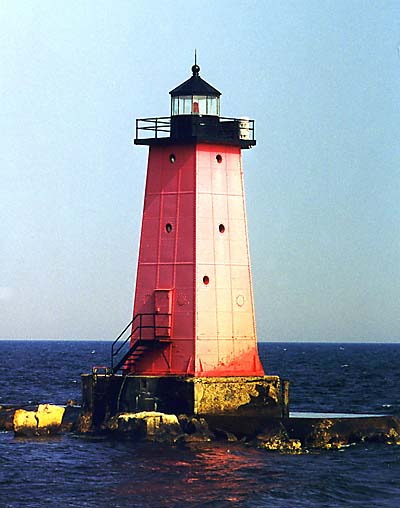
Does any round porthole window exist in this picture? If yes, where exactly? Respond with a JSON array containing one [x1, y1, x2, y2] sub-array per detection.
[[165, 223, 172, 233], [169, 154, 176, 163], [219, 224, 225, 233], [236, 295, 245, 307], [203, 276, 210, 285], [216, 154, 222, 164]]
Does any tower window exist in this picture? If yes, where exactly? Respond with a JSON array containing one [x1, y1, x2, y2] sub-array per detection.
[[203, 276, 210, 285], [169, 154, 176, 163], [216, 154, 222, 163], [219, 224, 225, 233], [165, 223, 172, 233]]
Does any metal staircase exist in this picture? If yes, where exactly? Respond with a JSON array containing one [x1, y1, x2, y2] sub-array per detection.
[[111, 313, 171, 374]]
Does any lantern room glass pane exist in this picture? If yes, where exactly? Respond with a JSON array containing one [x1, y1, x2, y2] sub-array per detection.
[[180, 96, 191, 115], [192, 98, 200, 114], [192, 96, 206, 114], [185, 98, 192, 114], [197, 96, 207, 114], [171, 97, 178, 115], [207, 97, 217, 115]]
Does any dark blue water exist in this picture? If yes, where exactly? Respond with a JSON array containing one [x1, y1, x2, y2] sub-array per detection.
[[1, 341, 399, 507]]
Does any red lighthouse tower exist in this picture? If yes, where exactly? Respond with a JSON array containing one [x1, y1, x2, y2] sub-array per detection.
[[90, 63, 284, 419], [120, 63, 264, 378]]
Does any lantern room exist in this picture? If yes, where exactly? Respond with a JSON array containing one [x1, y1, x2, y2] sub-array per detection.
[[170, 64, 221, 116], [134, 64, 255, 149]]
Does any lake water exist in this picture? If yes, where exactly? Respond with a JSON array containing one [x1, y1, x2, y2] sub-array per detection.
[[1, 341, 399, 507]]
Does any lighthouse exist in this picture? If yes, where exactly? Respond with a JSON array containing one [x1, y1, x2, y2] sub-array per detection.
[[83, 63, 285, 421]]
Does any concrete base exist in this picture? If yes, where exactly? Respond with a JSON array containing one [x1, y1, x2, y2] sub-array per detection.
[[81, 374, 285, 427]]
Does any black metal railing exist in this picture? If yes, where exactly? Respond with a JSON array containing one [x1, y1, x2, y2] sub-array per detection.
[[111, 313, 171, 374], [135, 116, 171, 140], [135, 116, 255, 143]]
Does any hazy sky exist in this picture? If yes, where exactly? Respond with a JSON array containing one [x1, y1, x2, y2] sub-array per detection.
[[1, 1, 399, 341]]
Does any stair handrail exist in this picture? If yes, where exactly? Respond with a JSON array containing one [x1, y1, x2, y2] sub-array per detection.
[[111, 312, 172, 373], [111, 313, 144, 370]]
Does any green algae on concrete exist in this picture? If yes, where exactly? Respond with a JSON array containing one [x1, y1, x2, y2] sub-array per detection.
[[192, 376, 282, 417]]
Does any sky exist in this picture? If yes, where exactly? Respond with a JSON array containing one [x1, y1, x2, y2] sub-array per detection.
[[0, 1, 399, 341]]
